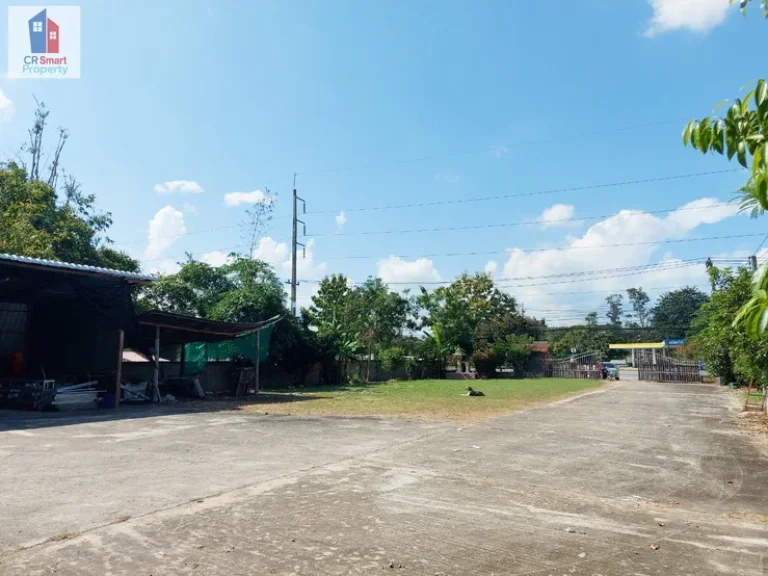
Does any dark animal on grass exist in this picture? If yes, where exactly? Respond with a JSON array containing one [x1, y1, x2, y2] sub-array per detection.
[[465, 387, 485, 397]]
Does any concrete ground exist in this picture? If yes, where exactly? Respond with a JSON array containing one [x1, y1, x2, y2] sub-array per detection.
[[0, 380, 766, 575]]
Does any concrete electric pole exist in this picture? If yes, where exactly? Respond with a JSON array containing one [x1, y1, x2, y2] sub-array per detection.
[[290, 175, 306, 316]]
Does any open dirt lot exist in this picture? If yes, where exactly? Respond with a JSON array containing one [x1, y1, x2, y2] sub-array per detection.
[[1, 380, 767, 575]]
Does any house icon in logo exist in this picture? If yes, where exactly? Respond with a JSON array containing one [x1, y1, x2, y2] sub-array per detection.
[[28, 9, 59, 54]]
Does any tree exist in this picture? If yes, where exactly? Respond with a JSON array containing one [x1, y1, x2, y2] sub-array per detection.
[[417, 273, 517, 355], [585, 312, 598, 328], [692, 266, 768, 386], [1, 101, 137, 272], [240, 187, 275, 256], [605, 294, 624, 327], [302, 274, 353, 338], [348, 277, 412, 380], [651, 287, 709, 339], [141, 255, 286, 321], [626, 288, 650, 328]]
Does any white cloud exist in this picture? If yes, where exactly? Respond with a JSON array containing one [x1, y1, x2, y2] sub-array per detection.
[[146, 258, 181, 276], [376, 256, 440, 284], [493, 197, 739, 324], [253, 236, 326, 279], [224, 189, 274, 207], [182, 202, 198, 215], [200, 251, 234, 267], [144, 206, 186, 261], [665, 197, 739, 228], [253, 236, 327, 310], [0, 89, 14, 123], [485, 260, 498, 277], [539, 204, 576, 229], [154, 180, 203, 195], [645, 0, 732, 36], [335, 210, 347, 230]]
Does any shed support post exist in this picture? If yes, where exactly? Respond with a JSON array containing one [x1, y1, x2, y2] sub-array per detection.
[[115, 329, 124, 408], [154, 324, 160, 402], [631, 348, 635, 367], [652, 348, 657, 366], [255, 329, 261, 395]]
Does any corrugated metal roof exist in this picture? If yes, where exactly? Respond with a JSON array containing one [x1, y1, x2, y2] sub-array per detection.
[[0, 252, 154, 283]]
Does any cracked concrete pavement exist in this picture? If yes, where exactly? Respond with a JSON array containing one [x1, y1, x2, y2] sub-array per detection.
[[1, 380, 767, 575]]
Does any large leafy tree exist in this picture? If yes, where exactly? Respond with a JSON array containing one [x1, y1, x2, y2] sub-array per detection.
[[141, 256, 286, 321], [302, 274, 354, 339], [1, 101, 137, 272], [626, 287, 650, 328], [650, 287, 709, 339], [605, 294, 624, 327], [417, 273, 518, 354], [692, 266, 768, 386]]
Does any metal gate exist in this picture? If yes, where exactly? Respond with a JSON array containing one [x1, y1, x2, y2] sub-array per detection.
[[549, 352, 602, 379], [637, 351, 702, 383]]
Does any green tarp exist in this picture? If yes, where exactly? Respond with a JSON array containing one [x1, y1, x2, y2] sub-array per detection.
[[183, 323, 276, 375]]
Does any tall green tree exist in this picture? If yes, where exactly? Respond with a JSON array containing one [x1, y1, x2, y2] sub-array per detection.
[[0, 101, 137, 272], [417, 273, 517, 354], [651, 287, 709, 339], [605, 294, 624, 327], [692, 266, 768, 386], [348, 277, 412, 380], [301, 274, 353, 338], [626, 287, 650, 328]]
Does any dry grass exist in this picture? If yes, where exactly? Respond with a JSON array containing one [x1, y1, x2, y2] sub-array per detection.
[[238, 378, 606, 423]]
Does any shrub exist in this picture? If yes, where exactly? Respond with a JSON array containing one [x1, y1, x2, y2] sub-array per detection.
[[380, 346, 406, 373], [471, 347, 504, 379]]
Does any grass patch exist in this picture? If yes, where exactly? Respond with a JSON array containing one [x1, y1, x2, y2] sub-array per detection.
[[240, 378, 606, 423]]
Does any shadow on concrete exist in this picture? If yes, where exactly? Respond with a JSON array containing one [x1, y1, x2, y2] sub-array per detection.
[[0, 393, 330, 432]]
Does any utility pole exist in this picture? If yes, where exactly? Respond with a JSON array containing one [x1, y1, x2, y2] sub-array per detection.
[[750, 255, 758, 272], [290, 174, 306, 316]]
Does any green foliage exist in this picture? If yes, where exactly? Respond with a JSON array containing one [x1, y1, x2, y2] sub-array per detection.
[[0, 101, 137, 272], [650, 287, 709, 339], [605, 294, 624, 327], [302, 274, 412, 382], [731, 0, 768, 17], [626, 287, 650, 328], [692, 267, 768, 386], [141, 256, 285, 320], [417, 273, 518, 355], [471, 347, 505, 379], [379, 346, 406, 373], [550, 326, 610, 360], [302, 274, 353, 336]]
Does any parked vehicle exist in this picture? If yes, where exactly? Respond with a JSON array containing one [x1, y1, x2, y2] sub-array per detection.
[[601, 362, 620, 380]]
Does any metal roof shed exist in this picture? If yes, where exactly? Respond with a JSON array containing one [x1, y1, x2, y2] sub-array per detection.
[[0, 253, 153, 408], [132, 312, 282, 399]]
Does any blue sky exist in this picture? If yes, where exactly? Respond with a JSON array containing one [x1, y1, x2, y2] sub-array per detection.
[[1, 0, 766, 322]]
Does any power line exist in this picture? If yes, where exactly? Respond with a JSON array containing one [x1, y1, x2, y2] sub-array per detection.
[[509, 284, 712, 299], [139, 231, 765, 265], [295, 119, 683, 177], [298, 260, 706, 286], [754, 233, 768, 255], [306, 202, 740, 238], [304, 168, 742, 215], [318, 232, 766, 262]]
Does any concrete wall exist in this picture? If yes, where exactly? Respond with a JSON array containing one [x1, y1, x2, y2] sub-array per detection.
[[122, 360, 424, 393]]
